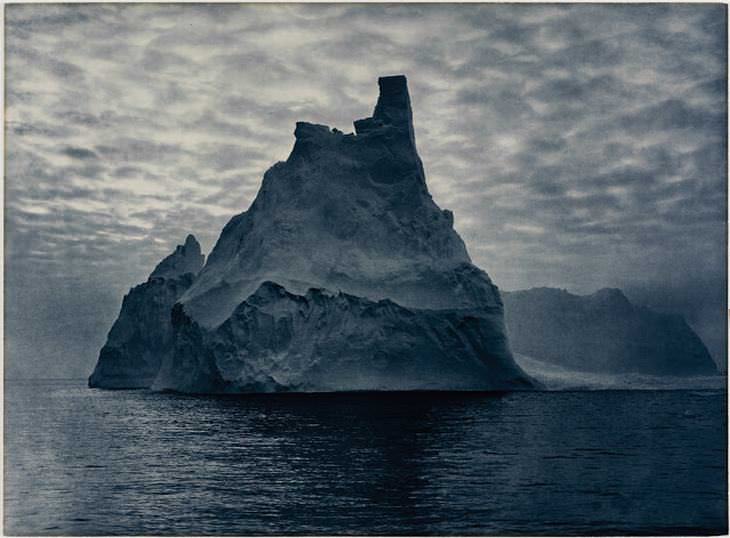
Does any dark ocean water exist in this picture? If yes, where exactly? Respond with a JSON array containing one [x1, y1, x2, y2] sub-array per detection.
[[4, 379, 727, 536]]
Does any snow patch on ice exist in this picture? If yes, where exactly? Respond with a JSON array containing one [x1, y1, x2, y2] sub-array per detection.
[[515, 353, 726, 391]]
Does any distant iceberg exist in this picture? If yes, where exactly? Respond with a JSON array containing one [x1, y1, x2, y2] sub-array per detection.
[[504, 287, 720, 384]]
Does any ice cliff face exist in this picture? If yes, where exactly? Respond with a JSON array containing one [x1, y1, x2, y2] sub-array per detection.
[[88, 236, 204, 389], [503, 287, 718, 377], [153, 282, 533, 393], [90, 75, 537, 392]]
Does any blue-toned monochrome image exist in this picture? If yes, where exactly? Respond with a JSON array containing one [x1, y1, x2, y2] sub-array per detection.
[[4, 3, 727, 535]]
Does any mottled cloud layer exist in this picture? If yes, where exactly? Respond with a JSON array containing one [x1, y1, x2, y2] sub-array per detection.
[[5, 4, 727, 376]]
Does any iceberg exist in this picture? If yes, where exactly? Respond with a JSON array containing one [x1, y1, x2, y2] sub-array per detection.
[[90, 75, 538, 393], [88, 235, 204, 389], [503, 287, 719, 378]]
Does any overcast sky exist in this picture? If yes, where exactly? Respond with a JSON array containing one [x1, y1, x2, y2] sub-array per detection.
[[5, 3, 727, 377]]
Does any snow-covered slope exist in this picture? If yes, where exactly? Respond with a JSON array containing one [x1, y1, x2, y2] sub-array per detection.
[[514, 354, 725, 391], [88, 236, 205, 389], [180, 76, 496, 328], [503, 287, 718, 377]]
